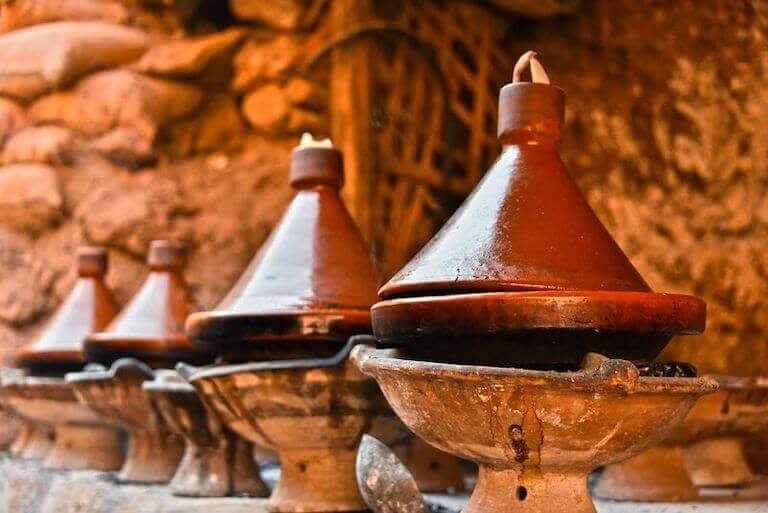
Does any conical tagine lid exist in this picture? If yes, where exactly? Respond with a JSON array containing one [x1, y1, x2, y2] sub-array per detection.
[[186, 135, 380, 361], [84, 240, 210, 368], [15, 247, 119, 374], [372, 53, 705, 367]]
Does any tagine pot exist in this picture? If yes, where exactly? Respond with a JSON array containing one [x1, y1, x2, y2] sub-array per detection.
[[353, 345, 716, 513], [15, 247, 120, 374], [66, 359, 183, 483], [373, 53, 705, 369], [187, 339, 406, 513], [595, 375, 768, 501], [3, 247, 121, 468], [186, 136, 379, 363], [70, 240, 206, 482], [143, 369, 269, 497], [84, 240, 210, 368]]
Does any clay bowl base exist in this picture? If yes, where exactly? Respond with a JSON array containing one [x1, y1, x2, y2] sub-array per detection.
[[118, 429, 184, 483], [393, 437, 466, 493], [685, 437, 758, 488], [170, 437, 269, 498], [593, 446, 699, 502], [596, 376, 768, 501], [8, 420, 53, 460], [144, 375, 269, 498], [352, 346, 716, 513], [2, 376, 123, 470], [66, 359, 183, 483], [187, 342, 405, 513]]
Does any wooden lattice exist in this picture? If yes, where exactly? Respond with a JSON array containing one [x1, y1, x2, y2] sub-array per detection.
[[323, 0, 515, 277]]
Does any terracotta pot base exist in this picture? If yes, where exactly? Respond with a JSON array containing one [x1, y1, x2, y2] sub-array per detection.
[[2, 375, 123, 470], [685, 437, 757, 487], [44, 422, 123, 471], [119, 428, 183, 483], [597, 376, 768, 501], [9, 420, 53, 459], [170, 434, 268, 497], [145, 371, 269, 497], [593, 446, 698, 502], [271, 447, 365, 513], [66, 359, 184, 483], [394, 437, 465, 493], [468, 467, 593, 513]]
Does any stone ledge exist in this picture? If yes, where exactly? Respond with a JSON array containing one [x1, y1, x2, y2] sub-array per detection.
[[0, 456, 270, 513], [2, 456, 766, 513]]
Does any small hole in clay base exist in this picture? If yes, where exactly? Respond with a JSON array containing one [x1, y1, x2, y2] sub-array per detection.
[[516, 486, 527, 501]]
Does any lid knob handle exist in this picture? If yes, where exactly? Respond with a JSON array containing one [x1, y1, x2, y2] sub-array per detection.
[[77, 246, 108, 277], [290, 133, 344, 189], [148, 240, 187, 271]]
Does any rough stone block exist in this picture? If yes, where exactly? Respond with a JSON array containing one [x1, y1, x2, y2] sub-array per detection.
[[0, 163, 62, 233], [232, 34, 304, 92], [139, 27, 247, 77]]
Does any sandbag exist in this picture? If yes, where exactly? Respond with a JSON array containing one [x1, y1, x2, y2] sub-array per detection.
[[0, 0, 131, 32], [1, 125, 76, 165], [29, 69, 203, 164], [30, 69, 203, 135], [0, 0, 199, 34], [0, 21, 149, 101]]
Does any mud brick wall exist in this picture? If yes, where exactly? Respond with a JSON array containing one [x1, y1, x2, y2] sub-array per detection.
[[0, 0, 765, 376]]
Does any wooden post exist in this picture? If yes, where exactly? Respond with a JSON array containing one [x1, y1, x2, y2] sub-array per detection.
[[330, 0, 375, 243]]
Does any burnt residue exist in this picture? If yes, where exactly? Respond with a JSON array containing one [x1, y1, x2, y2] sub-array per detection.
[[637, 361, 697, 377], [507, 424, 529, 463]]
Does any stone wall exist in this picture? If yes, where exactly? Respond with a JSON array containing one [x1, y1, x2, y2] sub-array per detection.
[[0, 0, 765, 376], [0, 1, 297, 365]]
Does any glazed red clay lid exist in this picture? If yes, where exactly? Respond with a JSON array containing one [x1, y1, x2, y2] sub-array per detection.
[[15, 247, 119, 374], [372, 53, 705, 365], [186, 135, 379, 358], [84, 240, 211, 367]]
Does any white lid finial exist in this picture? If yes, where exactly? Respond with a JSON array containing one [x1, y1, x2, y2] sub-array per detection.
[[298, 132, 333, 149]]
